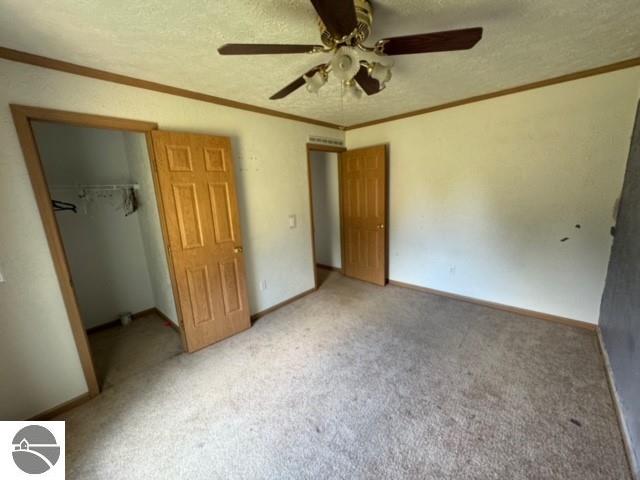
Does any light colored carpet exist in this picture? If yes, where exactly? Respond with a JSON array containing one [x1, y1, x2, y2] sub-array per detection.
[[60, 272, 630, 479], [88, 313, 182, 388]]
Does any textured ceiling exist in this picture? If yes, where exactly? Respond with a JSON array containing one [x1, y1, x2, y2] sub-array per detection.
[[1, 0, 639, 126]]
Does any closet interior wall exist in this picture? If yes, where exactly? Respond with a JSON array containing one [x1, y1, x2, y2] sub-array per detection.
[[32, 122, 178, 329]]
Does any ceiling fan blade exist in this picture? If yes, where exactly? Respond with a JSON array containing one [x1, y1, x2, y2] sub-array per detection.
[[270, 77, 306, 100], [354, 66, 382, 95], [309, 0, 358, 38], [270, 65, 325, 100], [379, 27, 483, 56], [218, 44, 322, 55]]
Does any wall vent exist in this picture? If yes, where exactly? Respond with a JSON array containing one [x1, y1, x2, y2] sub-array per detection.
[[308, 135, 344, 148]]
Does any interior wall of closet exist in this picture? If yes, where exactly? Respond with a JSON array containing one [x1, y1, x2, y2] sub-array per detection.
[[32, 122, 178, 330]]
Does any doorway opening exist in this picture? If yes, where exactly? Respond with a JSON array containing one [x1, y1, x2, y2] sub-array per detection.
[[307, 143, 389, 289], [307, 144, 345, 288], [13, 106, 252, 406], [30, 120, 182, 389], [11, 105, 184, 399]]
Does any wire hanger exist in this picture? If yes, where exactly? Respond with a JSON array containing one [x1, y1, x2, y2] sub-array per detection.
[[52, 199, 77, 213]]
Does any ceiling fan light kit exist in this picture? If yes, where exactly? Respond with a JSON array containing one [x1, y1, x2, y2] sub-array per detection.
[[304, 69, 328, 94], [369, 62, 392, 87], [343, 79, 364, 100], [218, 0, 483, 100], [330, 47, 361, 82]]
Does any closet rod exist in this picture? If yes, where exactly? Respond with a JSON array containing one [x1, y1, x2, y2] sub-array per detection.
[[50, 184, 140, 191]]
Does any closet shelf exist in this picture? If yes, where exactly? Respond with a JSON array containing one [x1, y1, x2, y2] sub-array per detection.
[[50, 184, 140, 191]]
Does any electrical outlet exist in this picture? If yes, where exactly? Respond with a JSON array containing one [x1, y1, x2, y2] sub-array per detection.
[[289, 215, 297, 229], [260, 280, 267, 291], [0, 268, 4, 283], [449, 266, 456, 275]]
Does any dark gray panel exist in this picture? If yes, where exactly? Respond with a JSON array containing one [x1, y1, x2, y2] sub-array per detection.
[[600, 101, 640, 478]]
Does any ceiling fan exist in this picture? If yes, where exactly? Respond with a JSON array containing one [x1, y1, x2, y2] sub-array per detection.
[[218, 0, 483, 100]]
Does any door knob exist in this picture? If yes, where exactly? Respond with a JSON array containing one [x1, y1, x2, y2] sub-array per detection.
[[234, 246, 243, 253], [377, 224, 385, 229]]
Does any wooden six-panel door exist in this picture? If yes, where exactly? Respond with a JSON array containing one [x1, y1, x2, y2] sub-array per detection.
[[151, 131, 250, 352], [340, 145, 387, 286]]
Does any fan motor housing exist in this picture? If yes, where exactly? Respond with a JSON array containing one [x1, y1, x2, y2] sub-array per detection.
[[319, 0, 373, 46]]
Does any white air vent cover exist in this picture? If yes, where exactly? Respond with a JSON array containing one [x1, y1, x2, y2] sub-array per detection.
[[308, 135, 344, 147]]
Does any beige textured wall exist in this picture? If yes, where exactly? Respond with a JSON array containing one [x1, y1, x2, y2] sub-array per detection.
[[347, 67, 640, 324], [0, 59, 342, 420]]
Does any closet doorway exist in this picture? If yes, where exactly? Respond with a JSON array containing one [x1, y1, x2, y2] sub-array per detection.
[[12, 106, 251, 400], [30, 119, 182, 390]]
